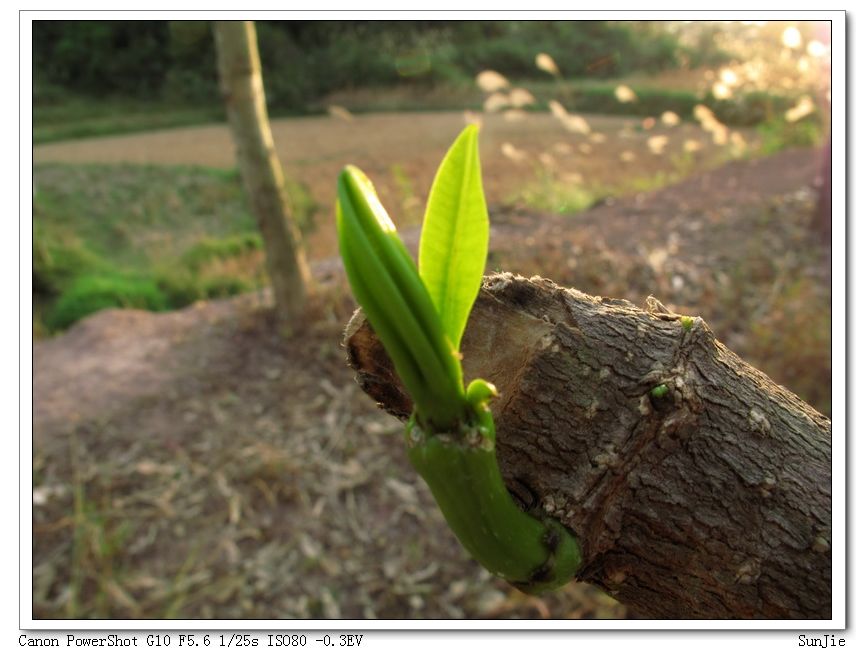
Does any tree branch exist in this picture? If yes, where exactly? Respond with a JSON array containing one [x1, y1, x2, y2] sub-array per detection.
[[344, 273, 831, 619]]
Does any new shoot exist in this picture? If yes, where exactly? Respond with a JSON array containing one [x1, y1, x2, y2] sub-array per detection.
[[336, 125, 581, 593]]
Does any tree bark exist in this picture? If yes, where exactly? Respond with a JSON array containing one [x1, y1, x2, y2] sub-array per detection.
[[213, 20, 311, 326], [813, 141, 831, 245], [344, 273, 832, 619]]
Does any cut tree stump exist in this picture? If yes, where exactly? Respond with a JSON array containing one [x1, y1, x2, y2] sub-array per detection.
[[344, 273, 831, 619]]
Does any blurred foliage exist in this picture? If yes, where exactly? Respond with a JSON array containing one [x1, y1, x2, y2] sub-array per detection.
[[34, 20, 709, 112], [34, 100, 223, 144], [33, 164, 315, 333], [757, 114, 824, 155], [708, 91, 794, 127], [443, 21, 685, 79], [179, 232, 263, 271], [33, 221, 105, 298], [46, 273, 168, 331], [523, 84, 819, 128], [510, 171, 598, 215], [34, 21, 172, 99], [552, 84, 697, 118], [672, 21, 830, 96], [33, 20, 829, 143], [746, 277, 831, 416]]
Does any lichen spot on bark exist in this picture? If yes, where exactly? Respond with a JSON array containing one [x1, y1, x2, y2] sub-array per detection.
[[735, 559, 761, 585], [759, 474, 777, 498], [608, 568, 628, 584], [811, 536, 830, 553], [638, 394, 652, 415], [539, 332, 559, 353], [748, 408, 771, 436]]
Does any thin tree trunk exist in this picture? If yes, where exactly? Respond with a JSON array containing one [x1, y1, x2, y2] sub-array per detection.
[[345, 273, 832, 619], [214, 20, 311, 326], [813, 141, 831, 244]]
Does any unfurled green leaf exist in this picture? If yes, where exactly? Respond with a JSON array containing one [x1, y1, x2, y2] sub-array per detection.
[[419, 125, 489, 352]]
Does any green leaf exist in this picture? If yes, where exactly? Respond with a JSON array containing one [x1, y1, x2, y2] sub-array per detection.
[[419, 124, 489, 352], [336, 166, 466, 429]]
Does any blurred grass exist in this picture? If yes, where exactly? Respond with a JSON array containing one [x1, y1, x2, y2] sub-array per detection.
[[756, 115, 825, 155], [47, 274, 169, 331], [33, 163, 317, 334], [513, 168, 694, 215], [508, 146, 717, 216], [34, 99, 225, 144], [34, 76, 814, 144], [713, 197, 831, 416], [517, 80, 809, 127], [510, 173, 598, 215], [508, 112, 823, 218], [321, 83, 808, 131]]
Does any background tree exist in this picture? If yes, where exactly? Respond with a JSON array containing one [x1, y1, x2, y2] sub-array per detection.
[[213, 20, 312, 326]]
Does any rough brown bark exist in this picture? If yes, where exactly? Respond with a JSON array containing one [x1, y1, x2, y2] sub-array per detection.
[[345, 273, 831, 619], [214, 20, 312, 326]]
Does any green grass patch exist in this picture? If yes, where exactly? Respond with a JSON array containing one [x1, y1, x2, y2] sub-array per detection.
[[34, 164, 256, 267], [323, 79, 811, 129], [510, 171, 598, 215], [34, 98, 224, 144], [33, 163, 316, 334], [756, 115, 825, 156], [509, 150, 705, 216], [46, 273, 169, 331], [33, 221, 107, 297], [179, 233, 263, 271], [523, 81, 807, 127], [34, 78, 810, 146]]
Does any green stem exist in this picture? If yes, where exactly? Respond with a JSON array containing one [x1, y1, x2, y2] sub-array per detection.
[[405, 392, 582, 594]]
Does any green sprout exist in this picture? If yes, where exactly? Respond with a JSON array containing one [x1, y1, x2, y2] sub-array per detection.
[[336, 125, 582, 593], [651, 384, 670, 399], [681, 315, 694, 331]]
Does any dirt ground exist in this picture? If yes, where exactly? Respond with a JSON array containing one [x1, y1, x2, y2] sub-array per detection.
[[32, 113, 830, 619]]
